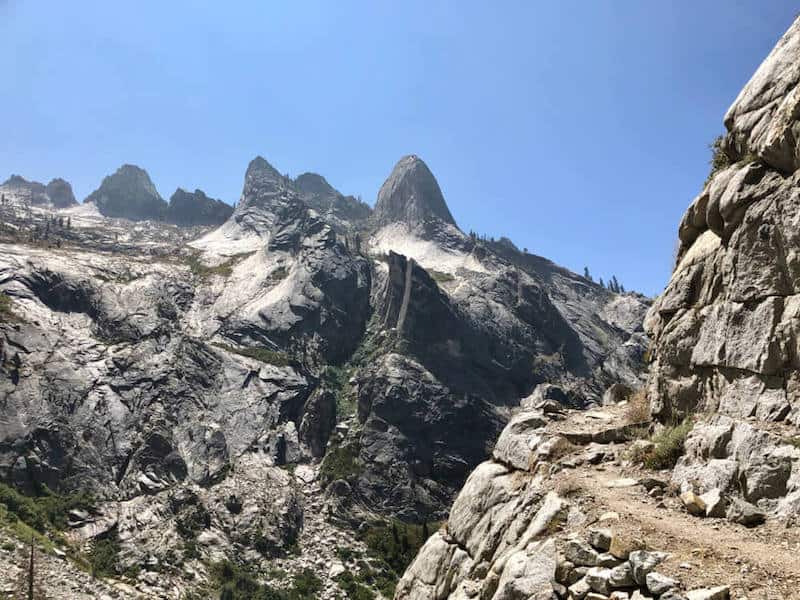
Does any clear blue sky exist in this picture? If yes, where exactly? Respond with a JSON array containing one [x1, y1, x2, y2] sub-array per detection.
[[1, 1, 797, 295]]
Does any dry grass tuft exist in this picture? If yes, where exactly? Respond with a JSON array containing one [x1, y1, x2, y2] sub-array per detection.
[[625, 389, 651, 424]]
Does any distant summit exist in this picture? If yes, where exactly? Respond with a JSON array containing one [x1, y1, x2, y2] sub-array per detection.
[[45, 178, 77, 208], [1, 174, 76, 207], [295, 172, 371, 224], [85, 164, 166, 221], [373, 155, 456, 227], [167, 188, 232, 227]]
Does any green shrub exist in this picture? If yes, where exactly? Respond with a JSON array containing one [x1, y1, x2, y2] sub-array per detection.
[[184, 252, 253, 280], [322, 365, 355, 417], [0, 292, 20, 322], [320, 443, 360, 484], [89, 530, 121, 578], [210, 560, 287, 600], [290, 568, 322, 597], [213, 343, 290, 367], [428, 269, 455, 283], [335, 571, 375, 600], [354, 520, 439, 597], [641, 420, 694, 470], [706, 135, 732, 183]]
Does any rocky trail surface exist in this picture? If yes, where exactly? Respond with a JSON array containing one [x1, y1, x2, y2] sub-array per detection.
[[398, 400, 800, 599]]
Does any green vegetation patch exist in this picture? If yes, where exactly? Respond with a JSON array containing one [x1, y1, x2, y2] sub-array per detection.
[[209, 561, 322, 600], [633, 419, 694, 470], [352, 520, 439, 598], [322, 365, 356, 417], [213, 343, 291, 367], [428, 269, 455, 284], [319, 443, 361, 484], [0, 482, 93, 533], [185, 252, 254, 280], [89, 529, 121, 578], [0, 292, 21, 323]]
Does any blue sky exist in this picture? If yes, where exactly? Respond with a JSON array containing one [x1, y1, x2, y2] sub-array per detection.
[[1, 1, 797, 295]]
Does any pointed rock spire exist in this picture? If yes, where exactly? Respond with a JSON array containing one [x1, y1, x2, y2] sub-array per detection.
[[373, 155, 456, 227]]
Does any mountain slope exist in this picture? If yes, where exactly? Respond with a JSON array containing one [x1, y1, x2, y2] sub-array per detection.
[[0, 150, 646, 597]]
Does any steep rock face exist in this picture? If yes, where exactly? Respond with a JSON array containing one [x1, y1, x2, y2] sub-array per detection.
[[646, 17, 800, 517], [45, 178, 77, 207], [295, 172, 371, 231], [166, 188, 233, 226], [0, 155, 372, 587], [373, 155, 456, 227], [85, 164, 167, 221], [335, 157, 650, 522]]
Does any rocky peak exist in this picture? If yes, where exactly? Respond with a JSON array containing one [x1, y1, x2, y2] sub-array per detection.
[[45, 178, 77, 208], [166, 188, 233, 227], [294, 172, 336, 199], [85, 164, 166, 221], [239, 156, 289, 208], [1, 174, 47, 203], [373, 155, 456, 228], [295, 171, 372, 226]]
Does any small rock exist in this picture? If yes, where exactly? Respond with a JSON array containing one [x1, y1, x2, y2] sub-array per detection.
[[638, 476, 665, 491], [629, 550, 668, 585], [686, 587, 730, 600], [608, 562, 636, 588], [598, 511, 620, 522], [585, 567, 613, 594], [609, 534, 645, 559], [586, 594, 610, 600], [680, 491, 707, 516], [726, 499, 766, 527], [587, 528, 613, 552], [568, 576, 592, 600], [699, 488, 726, 518], [610, 592, 631, 600], [564, 537, 601, 566], [596, 552, 621, 567], [646, 571, 678, 595]]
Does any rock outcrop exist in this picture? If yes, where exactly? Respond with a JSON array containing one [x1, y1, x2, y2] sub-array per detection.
[[166, 188, 233, 227], [1, 175, 76, 207], [646, 17, 800, 519], [373, 155, 456, 227], [85, 164, 167, 220], [44, 177, 77, 207], [295, 172, 371, 232]]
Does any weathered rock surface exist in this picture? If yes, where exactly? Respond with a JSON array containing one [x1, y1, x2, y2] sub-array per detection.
[[373, 155, 456, 227], [646, 16, 800, 522], [85, 164, 167, 220], [44, 177, 77, 207], [1, 150, 646, 595], [166, 187, 233, 226], [1, 174, 76, 207]]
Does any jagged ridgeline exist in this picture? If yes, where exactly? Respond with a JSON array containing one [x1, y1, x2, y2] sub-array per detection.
[[0, 150, 646, 597]]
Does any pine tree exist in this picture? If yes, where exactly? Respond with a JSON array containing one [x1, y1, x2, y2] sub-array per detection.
[[583, 266, 592, 281]]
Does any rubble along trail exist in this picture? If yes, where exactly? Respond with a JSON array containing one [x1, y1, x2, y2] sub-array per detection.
[[548, 406, 800, 599]]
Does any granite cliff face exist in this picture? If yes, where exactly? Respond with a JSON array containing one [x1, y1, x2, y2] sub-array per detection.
[[646, 16, 800, 519]]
